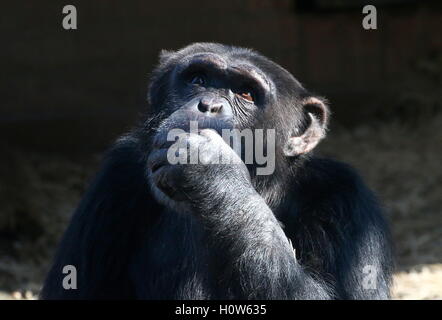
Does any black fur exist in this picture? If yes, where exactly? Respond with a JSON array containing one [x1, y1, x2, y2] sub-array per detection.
[[41, 43, 393, 300]]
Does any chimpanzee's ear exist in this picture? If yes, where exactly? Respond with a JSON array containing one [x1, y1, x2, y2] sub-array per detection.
[[158, 49, 175, 64], [283, 97, 330, 157]]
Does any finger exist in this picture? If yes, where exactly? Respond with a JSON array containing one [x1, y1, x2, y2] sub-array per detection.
[[199, 128, 224, 143], [147, 148, 170, 173], [151, 164, 187, 201]]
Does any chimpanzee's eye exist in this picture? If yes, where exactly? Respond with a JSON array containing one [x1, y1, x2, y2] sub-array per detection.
[[239, 91, 254, 102], [189, 73, 206, 86], [235, 87, 255, 103]]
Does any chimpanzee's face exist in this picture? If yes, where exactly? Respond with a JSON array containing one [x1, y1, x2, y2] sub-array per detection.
[[149, 51, 283, 136], [148, 43, 329, 161]]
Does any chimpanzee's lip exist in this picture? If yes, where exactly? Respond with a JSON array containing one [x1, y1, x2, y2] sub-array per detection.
[[152, 111, 234, 148]]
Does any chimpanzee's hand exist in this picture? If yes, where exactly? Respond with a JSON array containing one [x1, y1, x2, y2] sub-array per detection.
[[147, 129, 252, 210]]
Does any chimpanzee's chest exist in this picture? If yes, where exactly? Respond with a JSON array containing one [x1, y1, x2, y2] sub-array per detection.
[[129, 210, 211, 299]]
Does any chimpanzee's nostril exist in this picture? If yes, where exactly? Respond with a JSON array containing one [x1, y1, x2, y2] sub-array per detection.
[[210, 104, 222, 113], [198, 100, 209, 113], [198, 100, 223, 114]]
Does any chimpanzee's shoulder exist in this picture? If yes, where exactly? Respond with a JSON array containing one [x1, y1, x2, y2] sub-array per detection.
[[303, 156, 364, 184], [106, 130, 148, 160], [294, 156, 377, 207]]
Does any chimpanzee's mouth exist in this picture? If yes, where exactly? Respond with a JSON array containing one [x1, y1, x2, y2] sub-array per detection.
[[162, 110, 233, 134], [152, 110, 234, 148]]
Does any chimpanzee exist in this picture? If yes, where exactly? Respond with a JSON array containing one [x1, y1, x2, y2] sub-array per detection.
[[41, 43, 393, 300]]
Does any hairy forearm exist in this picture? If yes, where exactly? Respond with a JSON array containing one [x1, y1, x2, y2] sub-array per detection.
[[200, 190, 291, 256], [191, 181, 320, 298]]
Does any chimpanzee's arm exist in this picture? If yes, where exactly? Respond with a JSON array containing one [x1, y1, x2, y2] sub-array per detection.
[[197, 182, 333, 299], [195, 158, 393, 299]]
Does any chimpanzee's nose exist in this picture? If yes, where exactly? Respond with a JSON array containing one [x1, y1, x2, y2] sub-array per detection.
[[198, 97, 224, 114]]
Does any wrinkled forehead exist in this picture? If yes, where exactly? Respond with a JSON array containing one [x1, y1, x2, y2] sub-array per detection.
[[175, 52, 274, 93]]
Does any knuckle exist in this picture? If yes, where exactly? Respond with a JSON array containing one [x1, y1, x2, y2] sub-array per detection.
[[199, 129, 221, 141]]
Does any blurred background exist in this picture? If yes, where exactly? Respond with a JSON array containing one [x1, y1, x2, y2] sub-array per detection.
[[0, 0, 441, 299]]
